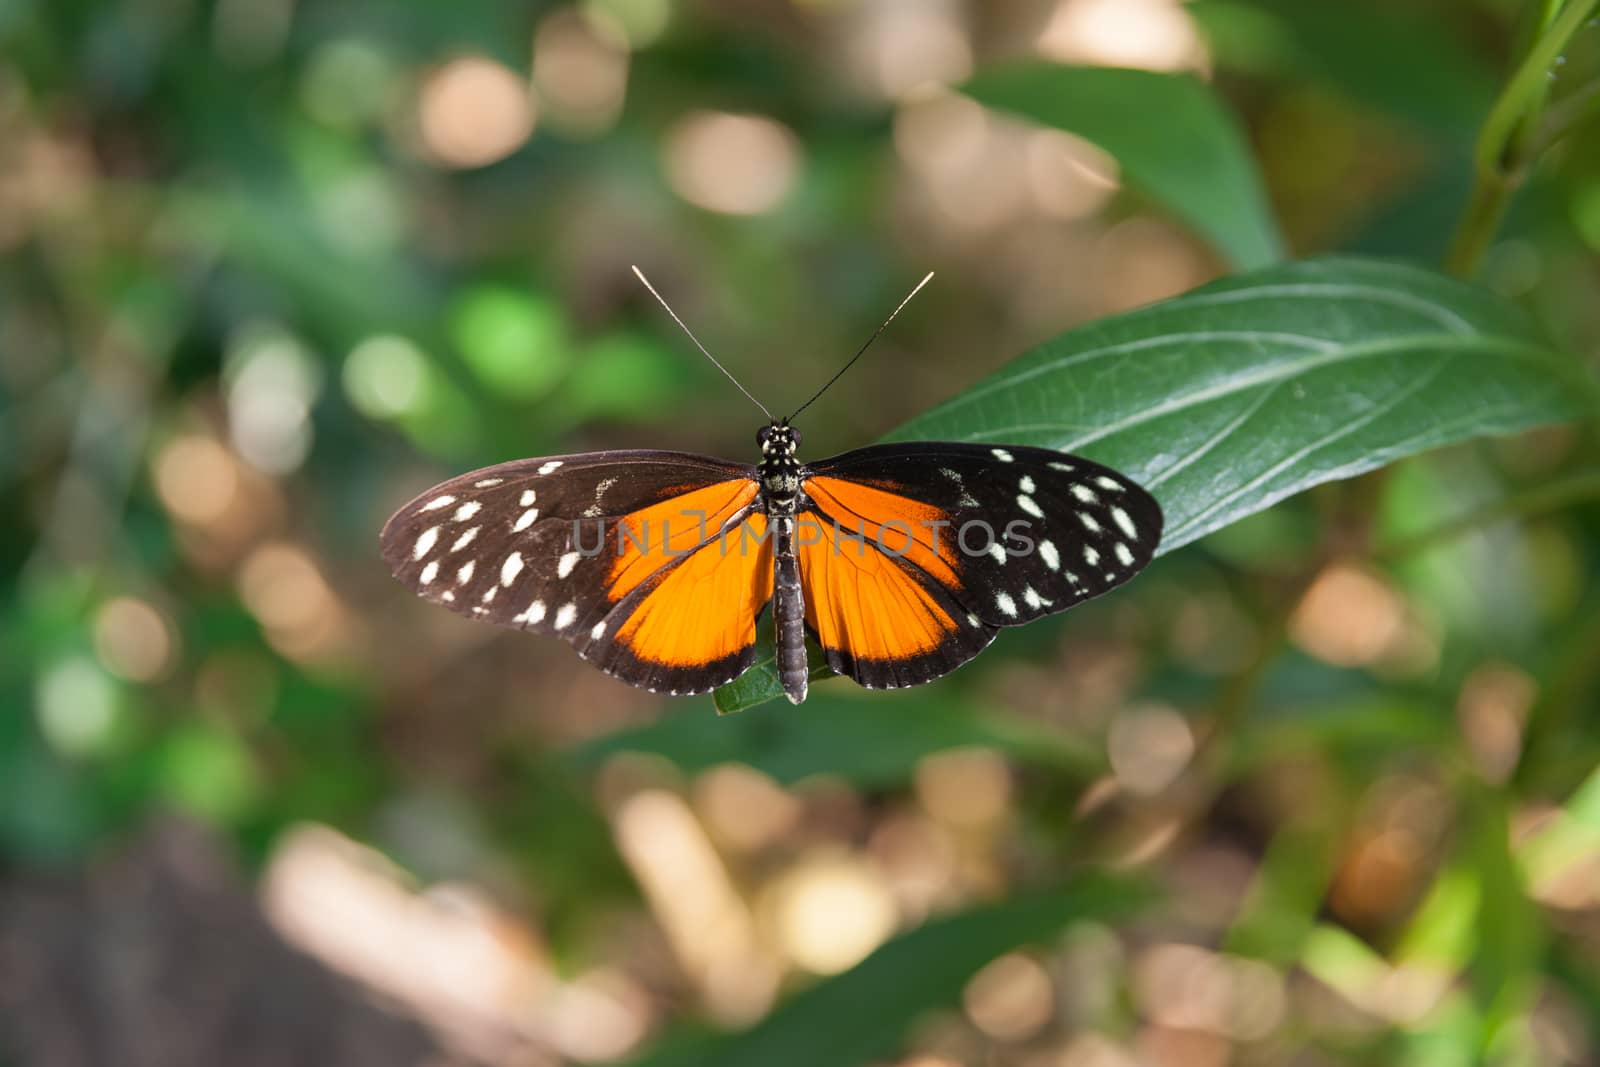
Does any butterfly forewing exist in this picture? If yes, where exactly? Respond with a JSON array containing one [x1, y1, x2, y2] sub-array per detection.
[[801, 442, 1162, 682], [380, 450, 773, 694]]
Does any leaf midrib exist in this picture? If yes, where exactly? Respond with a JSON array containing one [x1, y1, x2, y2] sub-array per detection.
[[916, 278, 1514, 420], [933, 335, 1568, 447]]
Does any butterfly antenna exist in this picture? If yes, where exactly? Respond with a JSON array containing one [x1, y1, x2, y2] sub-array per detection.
[[788, 271, 933, 421], [631, 265, 773, 421]]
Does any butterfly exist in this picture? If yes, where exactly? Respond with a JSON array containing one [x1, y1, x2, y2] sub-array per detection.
[[381, 269, 1162, 705]]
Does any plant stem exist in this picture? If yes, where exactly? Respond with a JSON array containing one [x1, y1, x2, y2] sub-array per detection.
[[1444, 0, 1599, 277]]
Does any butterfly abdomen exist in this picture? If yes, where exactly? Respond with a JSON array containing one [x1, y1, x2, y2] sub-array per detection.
[[771, 511, 808, 704]]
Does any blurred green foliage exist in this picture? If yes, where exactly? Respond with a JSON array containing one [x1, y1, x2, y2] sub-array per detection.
[[4, 0, 1600, 1065]]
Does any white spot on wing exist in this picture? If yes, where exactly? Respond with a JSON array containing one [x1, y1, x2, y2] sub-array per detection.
[[519, 489, 537, 507], [1095, 475, 1123, 492], [1083, 545, 1100, 567], [1079, 512, 1102, 533], [1019, 475, 1035, 494], [537, 460, 564, 475], [557, 551, 580, 578], [419, 560, 439, 584], [1039, 540, 1060, 571], [456, 560, 475, 585], [451, 527, 480, 552], [517, 600, 546, 624], [992, 448, 1014, 463], [413, 526, 439, 560], [474, 478, 503, 488], [453, 501, 482, 522], [987, 543, 1007, 565], [1070, 484, 1098, 504], [967, 613, 981, 627], [1048, 461, 1074, 473], [441, 590, 455, 602], [481, 585, 497, 604], [1115, 542, 1135, 566], [501, 552, 524, 586], [514, 508, 538, 532], [582, 504, 603, 518], [1023, 586, 1051, 610], [1064, 570, 1081, 585], [421, 495, 456, 512], [554, 603, 577, 629], [995, 591, 1018, 617], [1111, 506, 1138, 539], [590, 621, 606, 640], [1017, 495, 1044, 519]]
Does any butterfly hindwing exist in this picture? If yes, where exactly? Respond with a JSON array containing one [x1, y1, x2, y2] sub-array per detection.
[[380, 451, 773, 694], [800, 442, 1162, 686], [794, 511, 999, 689]]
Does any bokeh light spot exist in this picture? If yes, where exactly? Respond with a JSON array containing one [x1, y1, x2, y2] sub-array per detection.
[[582, 0, 671, 49], [154, 436, 240, 526], [771, 854, 898, 975], [914, 746, 1012, 828], [852, 0, 973, 99], [36, 657, 119, 758], [300, 38, 396, 128], [963, 952, 1055, 1041], [534, 8, 630, 135], [224, 322, 322, 475], [159, 726, 260, 822], [1037, 0, 1205, 72], [1290, 562, 1406, 667], [663, 111, 801, 216], [344, 334, 430, 418], [93, 596, 176, 683], [418, 55, 536, 169], [694, 763, 800, 852], [450, 287, 570, 399], [1107, 705, 1194, 796]]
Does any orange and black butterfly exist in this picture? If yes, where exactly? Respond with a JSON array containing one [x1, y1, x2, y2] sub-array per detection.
[[381, 271, 1162, 705]]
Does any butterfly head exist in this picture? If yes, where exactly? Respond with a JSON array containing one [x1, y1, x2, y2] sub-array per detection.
[[757, 419, 802, 458]]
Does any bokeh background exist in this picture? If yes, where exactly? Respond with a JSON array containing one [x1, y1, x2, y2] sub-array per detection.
[[5, 0, 1600, 1064]]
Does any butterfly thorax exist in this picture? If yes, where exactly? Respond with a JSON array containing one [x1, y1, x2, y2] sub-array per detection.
[[756, 421, 805, 511]]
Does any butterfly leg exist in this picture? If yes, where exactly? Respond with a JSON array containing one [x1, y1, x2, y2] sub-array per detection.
[[771, 512, 808, 704]]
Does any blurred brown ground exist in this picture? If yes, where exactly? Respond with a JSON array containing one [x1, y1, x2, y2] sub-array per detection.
[[0, 819, 444, 1067]]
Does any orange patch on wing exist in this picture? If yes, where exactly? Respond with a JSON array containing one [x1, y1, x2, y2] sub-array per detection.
[[608, 479, 760, 601], [617, 514, 773, 668], [797, 515, 956, 662], [804, 476, 961, 588]]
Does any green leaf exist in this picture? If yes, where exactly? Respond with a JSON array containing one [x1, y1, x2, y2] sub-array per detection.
[[892, 257, 1594, 551], [627, 877, 1144, 1067], [716, 257, 1597, 711], [1191, 0, 1495, 139], [568, 687, 1096, 787], [962, 63, 1284, 269]]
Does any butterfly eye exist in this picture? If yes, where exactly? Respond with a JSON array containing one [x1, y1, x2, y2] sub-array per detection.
[[756, 426, 771, 448], [790, 427, 802, 447]]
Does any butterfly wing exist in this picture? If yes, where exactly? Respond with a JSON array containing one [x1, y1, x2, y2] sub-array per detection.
[[381, 450, 774, 695], [800, 442, 1162, 688]]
